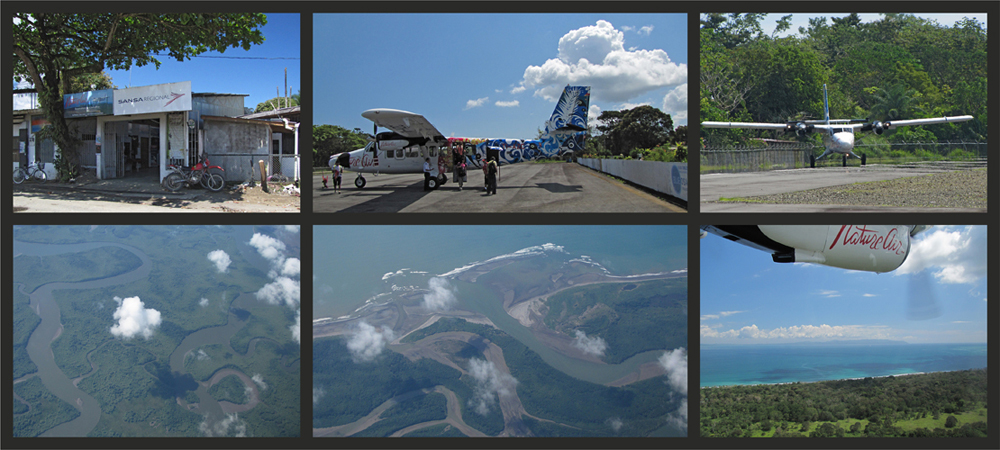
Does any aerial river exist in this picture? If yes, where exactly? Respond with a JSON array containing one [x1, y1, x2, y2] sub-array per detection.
[[15, 239, 152, 437], [14, 237, 260, 437]]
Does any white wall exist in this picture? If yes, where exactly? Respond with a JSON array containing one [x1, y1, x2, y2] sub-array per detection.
[[578, 158, 688, 202]]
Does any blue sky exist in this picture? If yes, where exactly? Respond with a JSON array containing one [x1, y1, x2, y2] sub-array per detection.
[[313, 14, 687, 139], [14, 13, 300, 113], [701, 226, 987, 345]]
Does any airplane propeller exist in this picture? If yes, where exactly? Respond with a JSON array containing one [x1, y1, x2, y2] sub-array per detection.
[[860, 121, 886, 135]]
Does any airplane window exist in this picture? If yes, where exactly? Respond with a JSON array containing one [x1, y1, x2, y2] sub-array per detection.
[[430, 148, 437, 157], [406, 150, 419, 158], [385, 149, 395, 158]]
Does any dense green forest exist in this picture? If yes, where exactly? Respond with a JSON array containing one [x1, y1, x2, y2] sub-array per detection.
[[701, 14, 987, 149], [12, 287, 39, 379], [12, 376, 81, 437], [541, 278, 687, 364], [352, 392, 449, 437], [208, 374, 249, 405], [701, 368, 988, 437], [403, 318, 685, 436]]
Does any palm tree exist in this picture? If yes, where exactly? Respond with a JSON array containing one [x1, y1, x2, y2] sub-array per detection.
[[870, 83, 920, 121]]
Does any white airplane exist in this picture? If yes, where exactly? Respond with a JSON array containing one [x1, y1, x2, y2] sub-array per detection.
[[700, 225, 931, 273], [330, 86, 591, 189], [702, 84, 973, 164]]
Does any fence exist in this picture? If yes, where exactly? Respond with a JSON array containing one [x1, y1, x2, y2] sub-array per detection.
[[702, 141, 988, 173], [577, 158, 687, 202]]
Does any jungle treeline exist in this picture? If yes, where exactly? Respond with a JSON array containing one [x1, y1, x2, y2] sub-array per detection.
[[701, 368, 988, 438], [701, 13, 987, 146]]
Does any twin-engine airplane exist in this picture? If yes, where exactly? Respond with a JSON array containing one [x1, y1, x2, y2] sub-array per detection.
[[330, 86, 591, 189], [700, 225, 931, 273], [702, 84, 973, 164]]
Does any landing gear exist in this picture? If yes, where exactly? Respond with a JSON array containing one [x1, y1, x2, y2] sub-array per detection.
[[355, 175, 366, 188], [428, 177, 438, 189]]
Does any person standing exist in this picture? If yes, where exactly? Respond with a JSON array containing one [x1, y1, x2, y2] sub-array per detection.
[[423, 157, 432, 191], [332, 162, 343, 193], [486, 159, 499, 195], [454, 160, 466, 191]]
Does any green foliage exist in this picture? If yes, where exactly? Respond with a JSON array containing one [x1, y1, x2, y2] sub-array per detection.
[[254, 91, 300, 113], [596, 106, 674, 156], [945, 415, 958, 428], [12, 288, 41, 379], [12, 376, 82, 437], [77, 341, 158, 416], [208, 374, 249, 404], [313, 124, 371, 167], [353, 392, 449, 437], [701, 369, 988, 437], [542, 279, 687, 364], [13, 13, 267, 178], [12, 246, 142, 293]]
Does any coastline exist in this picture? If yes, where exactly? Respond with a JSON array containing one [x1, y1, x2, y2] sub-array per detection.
[[701, 367, 987, 389]]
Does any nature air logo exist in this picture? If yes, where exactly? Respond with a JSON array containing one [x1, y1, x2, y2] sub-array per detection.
[[829, 225, 906, 255]]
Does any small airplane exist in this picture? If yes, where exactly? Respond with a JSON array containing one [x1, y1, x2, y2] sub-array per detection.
[[700, 225, 931, 273], [329, 85, 590, 189], [702, 84, 973, 165]]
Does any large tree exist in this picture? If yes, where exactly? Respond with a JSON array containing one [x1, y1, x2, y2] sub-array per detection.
[[313, 125, 370, 168], [596, 105, 674, 155], [12, 13, 267, 179]]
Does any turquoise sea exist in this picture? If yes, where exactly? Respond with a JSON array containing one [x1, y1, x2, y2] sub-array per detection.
[[701, 343, 988, 387]]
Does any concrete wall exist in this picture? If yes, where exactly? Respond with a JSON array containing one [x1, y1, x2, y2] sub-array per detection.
[[578, 158, 688, 202], [202, 119, 270, 182]]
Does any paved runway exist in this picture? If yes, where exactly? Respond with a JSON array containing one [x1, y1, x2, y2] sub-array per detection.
[[313, 162, 685, 213], [700, 165, 980, 212]]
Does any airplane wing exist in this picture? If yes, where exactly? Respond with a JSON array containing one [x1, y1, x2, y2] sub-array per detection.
[[361, 109, 447, 142], [701, 121, 787, 130], [885, 115, 974, 129], [700, 225, 795, 262]]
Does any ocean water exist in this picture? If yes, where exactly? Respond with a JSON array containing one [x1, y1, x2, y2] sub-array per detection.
[[700, 343, 988, 387], [313, 225, 686, 320]]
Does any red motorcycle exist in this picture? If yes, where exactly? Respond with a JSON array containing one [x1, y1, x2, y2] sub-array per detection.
[[163, 155, 225, 192]]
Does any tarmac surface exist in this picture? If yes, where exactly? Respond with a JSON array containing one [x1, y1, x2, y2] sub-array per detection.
[[313, 162, 686, 213], [700, 163, 986, 213]]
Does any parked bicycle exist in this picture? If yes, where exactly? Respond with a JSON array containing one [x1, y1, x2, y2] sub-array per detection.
[[163, 155, 225, 192], [13, 162, 47, 184]]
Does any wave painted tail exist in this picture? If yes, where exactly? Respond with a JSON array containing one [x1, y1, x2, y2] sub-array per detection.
[[545, 86, 591, 134]]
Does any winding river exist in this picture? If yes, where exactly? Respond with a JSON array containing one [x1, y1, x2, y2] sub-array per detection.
[[14, 237, 262, 437]]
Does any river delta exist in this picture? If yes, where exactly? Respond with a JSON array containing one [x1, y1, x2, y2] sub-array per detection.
[[12, 225, 301, 437]]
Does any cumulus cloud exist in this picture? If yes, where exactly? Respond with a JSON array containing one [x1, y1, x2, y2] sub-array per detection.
[[110, 296, 162, 340], [290, 309, 301, 344], [255, 276, 300, 308], [608, 417, 624, 432], [195, 349, 210, 361], [207, 249, 231, 273], [199, 413, 247, 437], [638, 25, 654, 36], [495, 100, 519, 108], [519, 20, 686, 103], [658, 348, 687, 395], [313, 386, 325, 404], [467, 358, 518, 416], [667, 398, 688, 433], [661, 83, 687, 123], [199, 297, 210, 307], [896, 226, 987, 284], [251, 373, 267, 391], [347, 321, 395, 362], [421, 277, 458, 311], [282, 225, 300, 233], [248, 233, 286, 263], [281, 258, 301, 277], [572, 330, 608, 357], [701, 323, 893, 341], [465, 97, 489, 110]]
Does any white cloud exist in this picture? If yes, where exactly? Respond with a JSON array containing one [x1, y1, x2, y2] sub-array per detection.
[[282, 225, 300, 233], [638, 25, 654, 36], [700, 314, 719, 321], [465, 97, 489, 110], [199, 297, 210, 307], [511, 85, 527, 94], [520, 20, 686, 103], [199, 413, 247, 437], [248, 233, 286, 263], [661, 83, 688, 123], [281, 258, 300, 277], [817, 290, 841, 298], [207, 249, 231, 273], [422, 277, 458, 311], [290, 308, 301, 344], [658, 347, 687, 395], [667, 398, 688, 433], [110, 296, 162, 340], [347, 321, 395, 362], [701, 323, 893, 341], [194, 349, 210, 361], [467, 358, 518, 416], [495, 100, 519, 108], [608, 417, 624, 432], [863, 293, 878, 297], [251, 373, 267, 391], [718, 310, 745, 317], [572, 330, 608, 357], [313, 386, 325, 404], [255, 276, 300, 308], [896, 226, 987, 284]]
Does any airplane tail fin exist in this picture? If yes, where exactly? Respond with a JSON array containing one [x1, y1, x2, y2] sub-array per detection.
[[545, 86, 591, 134], [823, 84, 830, 125]]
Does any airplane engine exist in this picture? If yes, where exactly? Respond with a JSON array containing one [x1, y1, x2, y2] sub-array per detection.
[[758, 225, 911, 273], [871, 121, 885, 135], [785, 122, 812, 137]]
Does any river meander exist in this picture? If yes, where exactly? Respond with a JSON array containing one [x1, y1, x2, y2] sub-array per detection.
[[14, 238, 260, 437]]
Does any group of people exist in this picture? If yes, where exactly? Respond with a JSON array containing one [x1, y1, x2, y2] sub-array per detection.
[[440, 147, 499, 195]]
